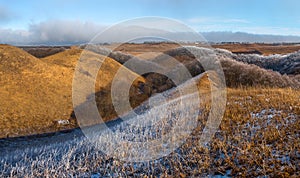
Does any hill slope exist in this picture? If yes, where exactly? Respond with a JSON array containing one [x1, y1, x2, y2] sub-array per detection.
[[0, 45, 147, 138], [0, 45, 74, 137], [162, 47, 300, 88]]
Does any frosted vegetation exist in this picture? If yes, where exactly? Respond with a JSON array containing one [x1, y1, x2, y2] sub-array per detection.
[[0, 74, 205, 177]]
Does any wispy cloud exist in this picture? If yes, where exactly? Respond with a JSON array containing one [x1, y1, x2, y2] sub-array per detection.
[[187, 17, 250, 24], [187, 17, 214, 23], [223, 19, 250, 23]]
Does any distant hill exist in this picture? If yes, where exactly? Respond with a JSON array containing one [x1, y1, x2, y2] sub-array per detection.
[[21, 46, 69, 58], [161, 47, 300, 88], [202, 31, 300, 43]]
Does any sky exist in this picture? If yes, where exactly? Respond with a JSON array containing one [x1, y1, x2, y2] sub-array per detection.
[[0, 0, 300, 44]]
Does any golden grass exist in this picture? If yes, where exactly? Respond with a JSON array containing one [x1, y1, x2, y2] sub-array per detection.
[[212, 43, 300, 55], [100, 42, 181, 56], [0, 45, 75, 137], [41, 46, 82, 68], [98, 43, 300, 56], [0, 45, 147, 138], [192, 87, 300, 176]]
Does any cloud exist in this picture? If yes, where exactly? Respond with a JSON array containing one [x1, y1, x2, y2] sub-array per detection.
[[28, 20, 106, 44], [223, 19, 250, 23], [0, 18, 201, 45], [187, 17, 250, 24], [0, 20, 106, 45], [0, 28, 29, 45], [1, 19, 300, 45], [187, 17, 215, 23]]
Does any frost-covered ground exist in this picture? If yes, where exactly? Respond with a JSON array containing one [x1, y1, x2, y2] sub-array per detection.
[[0, 67, 299, 177], [0, 75, 206, 177], [213, 47, 300, 75], [1, 87, 299, 177]]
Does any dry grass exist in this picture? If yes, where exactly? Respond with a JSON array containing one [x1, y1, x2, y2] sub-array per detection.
[[212, 43, 300, 55], [0, 45, 147, 138], [41, 46, 82, 68], [0, 43, 299, 177], [202, 87, 300, 177], [21, 46, 68, 58], [97, 42, 300, 56], [0, 78, 298, 177], [0, 44, 75, 138], [160, 46, 300, 89], [99, 42, 181, 56], [220, 58, 300, 88]]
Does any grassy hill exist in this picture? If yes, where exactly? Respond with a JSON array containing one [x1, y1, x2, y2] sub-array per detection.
[[162, 47, 300, 88], [0, 45, 74, 137], [0, 45, 148, 138]]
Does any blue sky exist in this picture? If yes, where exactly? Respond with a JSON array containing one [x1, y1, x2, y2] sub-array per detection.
[[1, 0, 299, 34], [0, 0, 300, 44]]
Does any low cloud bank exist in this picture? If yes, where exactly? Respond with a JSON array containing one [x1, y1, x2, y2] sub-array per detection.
[[0, 20, 105, 45], [2, 20, 300, 45]]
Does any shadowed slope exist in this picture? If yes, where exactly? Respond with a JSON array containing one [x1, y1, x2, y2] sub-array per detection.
[[162, 47, 300, 88]]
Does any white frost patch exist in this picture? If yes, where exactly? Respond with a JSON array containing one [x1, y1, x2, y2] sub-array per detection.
[[250, 108, 281, 119], [57, 120, 70, 125], [244, 109, 298, 137]]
